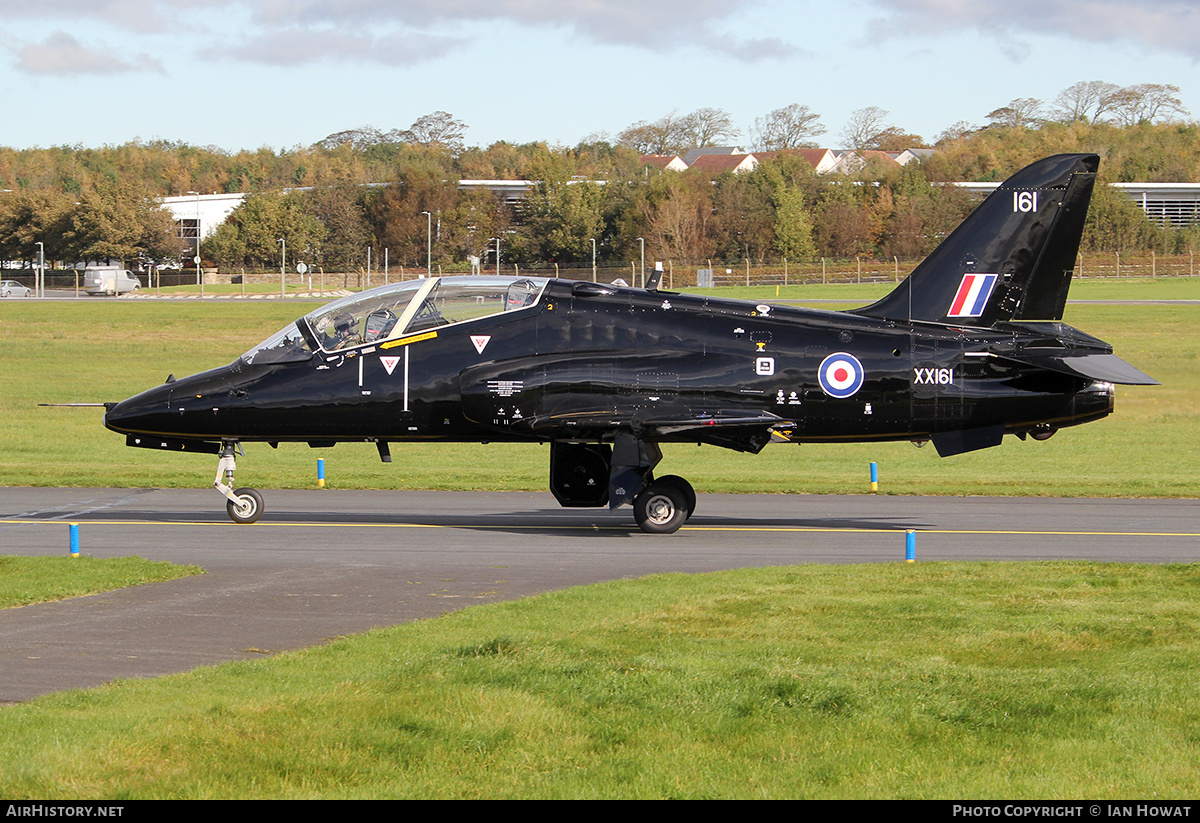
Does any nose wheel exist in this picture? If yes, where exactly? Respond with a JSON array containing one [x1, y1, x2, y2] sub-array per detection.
[[214, 442, 265, 524], [632, 475, 696, 534], [226, 487, 264, 524]]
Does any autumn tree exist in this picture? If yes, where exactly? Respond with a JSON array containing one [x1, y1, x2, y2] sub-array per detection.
[[305, 183, 372, 272], [812, 182, 876, 258], [1050, 81, 1121, 123], [315, 127, 388, 151], [396, 111, 468, 153], [0, 190, 76, 265], [65, 180, 182, 266], [639, 172, 714, 262], [617, 111, 691, 155], [1081, 182, 1158, 253], [203, 191, 325, 270], [750, 103, 826, 150], [617, 108, 739, 156], [839, 107, 895, 150], [680, 108, 739, 147], [709, 171, 775, 261], [518, 151, 606, 264], [363, 146, 494, 270], [985, 98, 1045, 128], [754, 162, 816, 262], [876, 162, 973, 259], [935, 121, 979, 145], [1109, 84, 1190, 125]]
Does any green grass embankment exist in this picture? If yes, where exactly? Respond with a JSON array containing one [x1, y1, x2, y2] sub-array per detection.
[[0, 555, 202, 608], [2, 561, 1198, 799]]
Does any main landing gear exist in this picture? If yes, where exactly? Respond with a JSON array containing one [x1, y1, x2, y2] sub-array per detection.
[[215, 442, 264, 524], [632, 475, 697, 534], [550, 439, 698, 535]]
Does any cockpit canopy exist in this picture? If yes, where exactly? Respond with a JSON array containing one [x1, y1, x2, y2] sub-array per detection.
[[242, 276, 549, 365]]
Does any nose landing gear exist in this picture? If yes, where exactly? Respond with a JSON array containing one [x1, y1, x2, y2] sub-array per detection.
[[214, 442, 264, 524]]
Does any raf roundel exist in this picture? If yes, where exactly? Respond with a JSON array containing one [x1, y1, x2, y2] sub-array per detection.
[[818, 352, 865, 398]]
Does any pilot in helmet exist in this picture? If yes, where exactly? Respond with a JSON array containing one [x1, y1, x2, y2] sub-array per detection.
[[331, 311, 361, 348]]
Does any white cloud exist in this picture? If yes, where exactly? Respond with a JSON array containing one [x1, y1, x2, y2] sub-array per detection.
[[16, 30, 165, 75], [725, 36, 805, 63], [0, 1, 797, 65], [0, 1, 178, 34], [866, 0, 1200, 59], [216, 27, 458, 66]]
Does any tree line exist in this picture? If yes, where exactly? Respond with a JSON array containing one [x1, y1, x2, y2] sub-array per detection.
[[202, 137, 1199, 275], [1, 83, 1199, 273], [201, 148, 982, 273]]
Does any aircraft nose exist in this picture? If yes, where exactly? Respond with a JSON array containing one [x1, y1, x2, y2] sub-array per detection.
[[104, 365, 239, 437], [103, 382, 174, 435]]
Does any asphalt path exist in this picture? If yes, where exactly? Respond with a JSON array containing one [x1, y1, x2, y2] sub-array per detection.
[[1, 487, 1197, 702]]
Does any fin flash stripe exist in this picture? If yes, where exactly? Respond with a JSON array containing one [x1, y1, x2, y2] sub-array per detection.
[[948, 273, 998, 318]]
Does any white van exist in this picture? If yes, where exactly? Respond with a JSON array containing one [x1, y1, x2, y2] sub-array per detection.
[[83, 268, 141, 295]]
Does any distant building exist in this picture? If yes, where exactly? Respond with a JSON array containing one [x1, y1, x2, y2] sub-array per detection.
[[639, 154, 688, 172], [748, 148, 840, 173], [829, 150, 901, 174], [457, 179, 535, 206], [681, 146, 745, 165], [686, 153, 759, 174], [889, 148, 935, 165], [160, 192, 247, 261]]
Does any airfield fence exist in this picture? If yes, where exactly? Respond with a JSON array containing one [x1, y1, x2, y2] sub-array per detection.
[[215, 252, 1200, 289], [10, 252, 1199, 293]]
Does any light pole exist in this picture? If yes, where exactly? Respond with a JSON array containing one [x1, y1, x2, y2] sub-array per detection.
[[421, 211, 432, 278], [35, 241, 43, 298], [495, 236, 501, 276], [278, 238, 286, 296], [637, 237, 645, 288], [589, 238, 596, 282]]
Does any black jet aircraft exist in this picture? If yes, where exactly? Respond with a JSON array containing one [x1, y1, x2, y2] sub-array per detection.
[[104, 153, 1155, 533]]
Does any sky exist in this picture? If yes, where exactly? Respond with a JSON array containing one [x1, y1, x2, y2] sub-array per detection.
[[1, 0, 1197, 153]]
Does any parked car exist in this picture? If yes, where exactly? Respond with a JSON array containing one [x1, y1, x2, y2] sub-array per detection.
[[0, 279, 32, 298], [83, 268, 141, 295]]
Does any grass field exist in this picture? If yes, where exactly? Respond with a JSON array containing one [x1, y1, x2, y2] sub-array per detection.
[[0, 278, 1192, 496], [2, 561, 1199, 799], [0, 556, 202, 609], [1, 279, 1197, 799]]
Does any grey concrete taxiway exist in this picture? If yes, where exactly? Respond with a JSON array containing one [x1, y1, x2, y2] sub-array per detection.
[[1, 487, 1197, 702]]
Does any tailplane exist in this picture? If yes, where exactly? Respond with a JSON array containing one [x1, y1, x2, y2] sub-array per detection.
[[855, 153, 1099, 326]]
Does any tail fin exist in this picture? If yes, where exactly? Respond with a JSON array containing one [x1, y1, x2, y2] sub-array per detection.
[[855, 153, 1098, 326]]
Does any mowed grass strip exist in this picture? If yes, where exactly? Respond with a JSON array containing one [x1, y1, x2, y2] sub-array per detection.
[[1, 561, 1198, 799], [0, 280, 1191, 495], [0, 555, 203, 608]]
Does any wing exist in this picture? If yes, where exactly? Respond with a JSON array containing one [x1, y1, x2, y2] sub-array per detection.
[[460, 353, 790, 452]]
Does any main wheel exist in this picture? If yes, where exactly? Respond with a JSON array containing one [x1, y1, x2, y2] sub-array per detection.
[[633, 479, 689, 534], [226, 487, 264, 524], [655, 474, 696, 518]]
